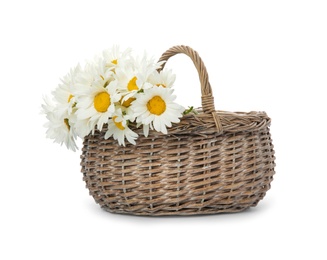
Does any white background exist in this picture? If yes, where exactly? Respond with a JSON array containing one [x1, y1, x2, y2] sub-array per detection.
[[1, 0, 326, 259]]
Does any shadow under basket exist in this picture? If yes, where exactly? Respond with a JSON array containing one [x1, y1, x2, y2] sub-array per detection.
[[80, 45, 276, 216]]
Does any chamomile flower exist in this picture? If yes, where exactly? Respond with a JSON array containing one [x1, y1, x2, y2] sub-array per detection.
[[75, 81, 121, 133], [42, 97, 78, 151], [75, 56, 113, 89], [148, 68, 176, 88], [103, 45, 132, 70], [132, 86, 185, 135], [132, 51, 164, 74], [114, 53, 162, 99], [104, 108, 138, 146], [71, 117, 94, 138], [52, 65, 81, 115]]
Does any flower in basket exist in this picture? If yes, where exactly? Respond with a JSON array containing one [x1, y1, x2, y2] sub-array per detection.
[[42, 46, 186, 150]]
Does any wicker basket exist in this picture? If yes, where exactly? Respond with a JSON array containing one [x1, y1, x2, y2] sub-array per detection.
[[80, 45, 276, 216]]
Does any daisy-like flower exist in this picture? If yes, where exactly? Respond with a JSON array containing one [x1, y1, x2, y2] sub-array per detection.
[[75, 80, 121, 134], [132, 86, 185, 135], [148, 68, 176, 89], [71, 117, 94, 138], [132, 52, 164, 75], [75, 56, 114, 89], [42, 97, 78, 151], [52, 65, 81, 115], [103, 45, 132, 70], [113, 67, 142, 109], [114, 53, 163, 101], [104, 108, 138, 146]]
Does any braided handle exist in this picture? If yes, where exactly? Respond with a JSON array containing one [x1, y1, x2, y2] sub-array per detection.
[[158, 45, 223, 132]]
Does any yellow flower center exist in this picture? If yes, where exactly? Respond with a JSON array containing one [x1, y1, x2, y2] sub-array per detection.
[[156, 83, 167, 88], [64, 118, 70, 130], [68, 94, 73, 102], [127, 76, 138, 91], [147, 96, 166, 115], [113, 116, 125, 130], [121, 97, 136, 107], [94, 92, 111, 112], [112, 59, 118, 65]]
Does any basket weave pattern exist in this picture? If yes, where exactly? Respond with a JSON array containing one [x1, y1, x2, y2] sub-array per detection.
[[80, 46, 275, 216]]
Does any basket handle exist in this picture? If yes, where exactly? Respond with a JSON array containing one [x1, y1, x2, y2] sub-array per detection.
[[158, 45, 223, 132]]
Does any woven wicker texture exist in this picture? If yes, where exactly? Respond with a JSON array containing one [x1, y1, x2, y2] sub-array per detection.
[[80, 45, 276, 216]]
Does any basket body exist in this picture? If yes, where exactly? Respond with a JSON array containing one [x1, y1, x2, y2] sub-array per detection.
[[81, 111, 275, 216], [80, 45, 276, 216]]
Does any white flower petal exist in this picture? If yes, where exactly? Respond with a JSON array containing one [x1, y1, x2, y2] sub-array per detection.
[[143, 124, 149, 137]]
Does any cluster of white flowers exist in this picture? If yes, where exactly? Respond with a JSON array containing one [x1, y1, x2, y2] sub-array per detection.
[[42, 46, 185, 151]]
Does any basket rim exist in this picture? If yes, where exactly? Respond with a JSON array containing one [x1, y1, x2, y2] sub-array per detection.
[[84, 109, 271, 138], [164, 109, 271, 135]]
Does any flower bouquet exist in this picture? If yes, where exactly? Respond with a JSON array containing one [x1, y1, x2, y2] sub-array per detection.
[[42, 46, 186, 150]]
